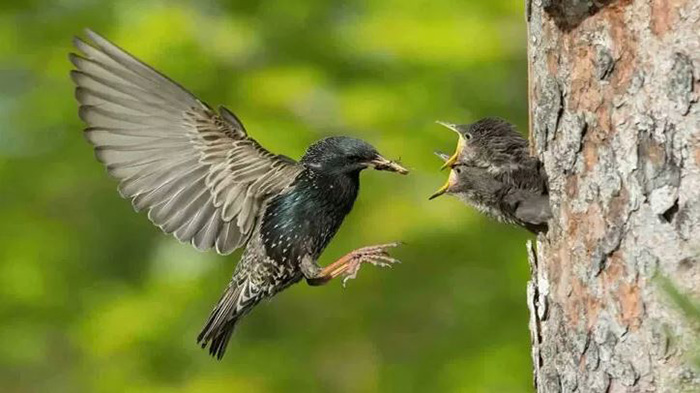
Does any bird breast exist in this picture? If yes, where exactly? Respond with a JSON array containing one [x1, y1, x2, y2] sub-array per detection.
[[258, 170, 359, 266]]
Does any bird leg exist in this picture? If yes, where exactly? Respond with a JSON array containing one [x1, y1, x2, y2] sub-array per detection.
[[305, 242, 402, 287]]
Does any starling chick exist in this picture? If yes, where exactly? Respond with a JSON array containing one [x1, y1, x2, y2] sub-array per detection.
[[436, 117, 532, 174], [70, 30, 408, 359], [430, 118, 551, 233]]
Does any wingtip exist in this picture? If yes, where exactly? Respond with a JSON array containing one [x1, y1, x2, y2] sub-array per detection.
[[71, 35, 92, 54], [77, 104, 91, 122], [74, 86, 86, 103], [73, 27, 100, 46], [72, 34, 101, 58], [68, 69, 82, 83], [83, 28, 114, 50], [83, 28, 98, 40], [67, 52, 80, 67]]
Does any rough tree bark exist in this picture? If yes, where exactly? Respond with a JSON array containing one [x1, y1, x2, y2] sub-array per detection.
[[526, 0, 699, 392]]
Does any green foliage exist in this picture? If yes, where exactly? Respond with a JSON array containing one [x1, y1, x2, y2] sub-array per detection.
[[656, 275, 700, 371], [658, 275, 700, 325], [0, 1, 531, 391]]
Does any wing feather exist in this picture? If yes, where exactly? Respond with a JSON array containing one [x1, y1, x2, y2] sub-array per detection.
[[71, 29, 303, 254]]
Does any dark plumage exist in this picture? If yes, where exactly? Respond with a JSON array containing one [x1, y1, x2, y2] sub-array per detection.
[[70, 29, 408, 359], [431, 118, 551, 233]]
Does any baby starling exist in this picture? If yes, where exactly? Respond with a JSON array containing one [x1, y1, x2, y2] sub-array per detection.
[[70, 29, 408, 359], [430, 118, 551, 233], [436, 118, 532, 174]]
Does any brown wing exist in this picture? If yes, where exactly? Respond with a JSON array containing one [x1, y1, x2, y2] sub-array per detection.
[[70, 29, 303, 255]]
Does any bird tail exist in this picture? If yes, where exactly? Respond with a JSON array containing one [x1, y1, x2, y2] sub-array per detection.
[[197, 279, 262, 359]]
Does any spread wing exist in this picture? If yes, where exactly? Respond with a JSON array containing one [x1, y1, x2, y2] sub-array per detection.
[[70, 29, 303, 255]]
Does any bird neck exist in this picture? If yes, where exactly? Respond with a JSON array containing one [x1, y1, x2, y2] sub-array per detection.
[[305, 167, 360, 210]]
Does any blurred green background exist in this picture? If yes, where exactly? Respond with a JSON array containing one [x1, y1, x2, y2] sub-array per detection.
[[0, 1, 532, 392]]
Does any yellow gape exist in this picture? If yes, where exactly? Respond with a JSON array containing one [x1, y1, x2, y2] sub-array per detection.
[[429, 180, 450, 200], [435, 121, 467, 170], [429, 169, 458, 200]]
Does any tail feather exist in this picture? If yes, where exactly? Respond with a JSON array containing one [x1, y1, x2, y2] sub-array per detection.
[[197, 279, 262, 359]]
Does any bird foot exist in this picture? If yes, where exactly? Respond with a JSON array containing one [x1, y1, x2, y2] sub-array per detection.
[[341, 242, 402, 287]]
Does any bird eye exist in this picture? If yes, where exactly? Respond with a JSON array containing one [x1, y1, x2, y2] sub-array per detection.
[[454, 166, 463, 174], [464, 133, 472, 140]]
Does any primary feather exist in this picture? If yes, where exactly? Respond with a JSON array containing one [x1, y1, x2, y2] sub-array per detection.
[[71, 29, 302, 255]]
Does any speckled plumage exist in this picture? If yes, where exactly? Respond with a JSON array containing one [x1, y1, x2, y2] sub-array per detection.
[[70, 30, 406, 360], [199, 141, 368, 358]]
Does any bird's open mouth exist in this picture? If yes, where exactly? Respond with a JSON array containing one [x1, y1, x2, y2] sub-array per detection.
[[429, 179, 450, 200], [436, 121, 465, 170], [429, 167, 457, 200], [370, 156, 409, 174]]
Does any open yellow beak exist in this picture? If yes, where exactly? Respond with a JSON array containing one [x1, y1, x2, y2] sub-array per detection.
[[429, 167, 460, 200], [428, 178, 451, 200], [436, 121, 466, 170]]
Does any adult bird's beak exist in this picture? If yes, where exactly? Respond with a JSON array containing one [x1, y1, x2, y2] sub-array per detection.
[[370, 156, 409, 175], [436, 121, 466, 170]]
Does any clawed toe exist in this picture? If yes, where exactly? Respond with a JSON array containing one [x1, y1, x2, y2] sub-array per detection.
[[341, 261, 362, 287], [367, 254, 401, 267], [340, 242, 402, 287], [354, 242, 402, 256]]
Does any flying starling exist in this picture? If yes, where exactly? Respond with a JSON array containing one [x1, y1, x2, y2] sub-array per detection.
[[430, 118, 551, 233], [69, 29, 408, 359]]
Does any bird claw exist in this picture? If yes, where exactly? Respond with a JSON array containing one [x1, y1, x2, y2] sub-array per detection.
[[341, 242, 402, 287]]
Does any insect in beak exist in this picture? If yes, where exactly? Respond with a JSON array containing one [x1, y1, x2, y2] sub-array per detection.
[[370, 156, 409, 175]]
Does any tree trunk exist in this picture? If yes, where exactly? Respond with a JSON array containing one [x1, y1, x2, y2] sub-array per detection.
[[526, 0, 699, 392]]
